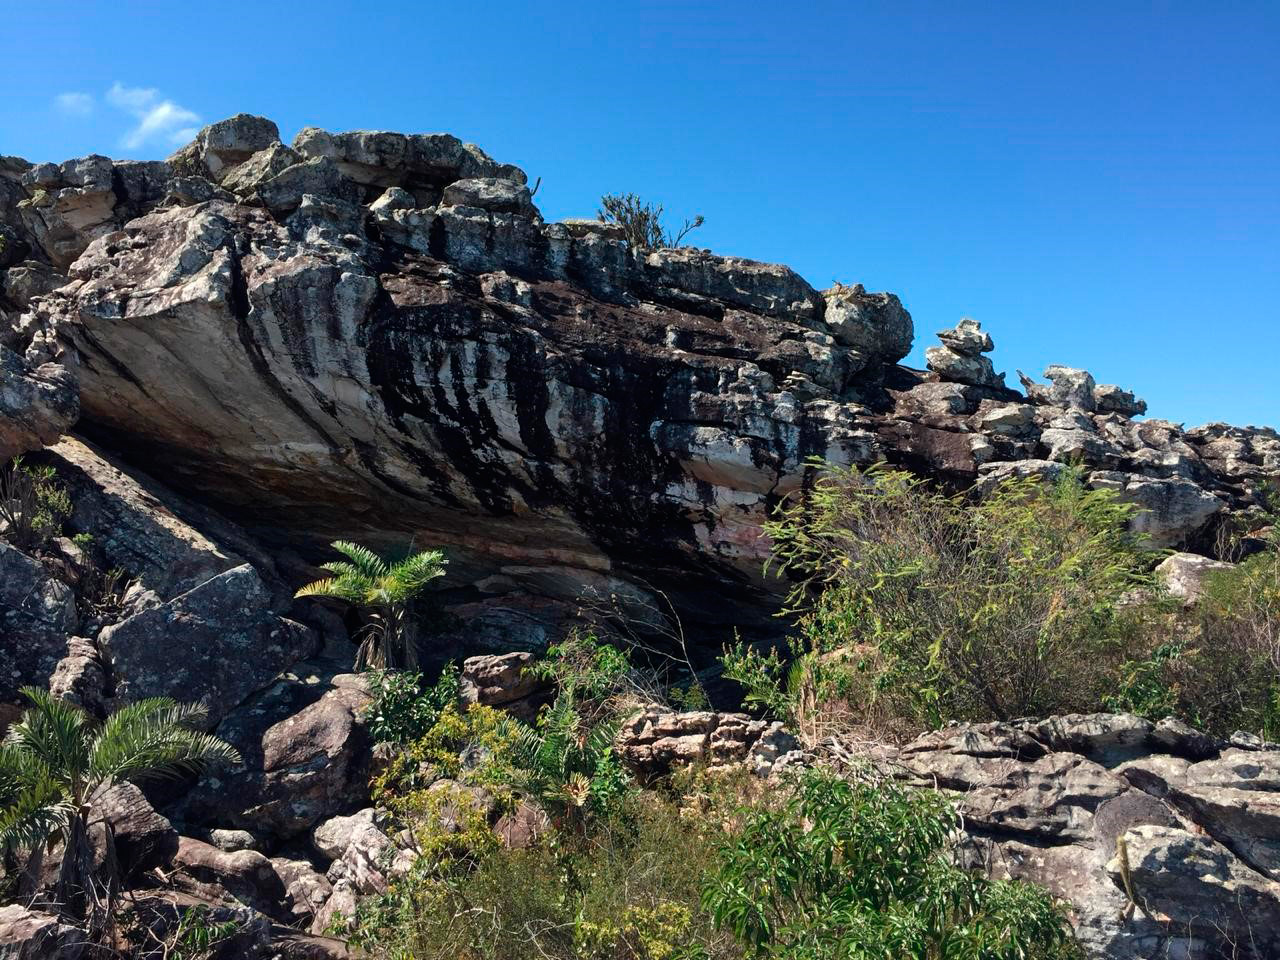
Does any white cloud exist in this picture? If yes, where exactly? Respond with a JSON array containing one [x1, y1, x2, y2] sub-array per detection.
[[106, 82, 201, 150], [54, 92, 95, 116]]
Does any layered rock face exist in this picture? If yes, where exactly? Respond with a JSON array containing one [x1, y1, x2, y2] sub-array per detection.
[[3, 114, 1272, 637]]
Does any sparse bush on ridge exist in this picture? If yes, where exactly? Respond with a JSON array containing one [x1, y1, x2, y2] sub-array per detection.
[[599, 193, 705, 250]]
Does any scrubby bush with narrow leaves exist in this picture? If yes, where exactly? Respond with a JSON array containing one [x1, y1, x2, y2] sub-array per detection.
[[1108, 532, 1280, 738], [346, 788, 735, 960], [0, 456, 72, 551], [599, 193, 704, 250], [702, 768, 1080, 960], [748, 463, 1154, 731]]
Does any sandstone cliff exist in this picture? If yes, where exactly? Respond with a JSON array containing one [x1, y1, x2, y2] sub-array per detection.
[[2, 114, 1278, 960], [3, 114, 1275, 641]]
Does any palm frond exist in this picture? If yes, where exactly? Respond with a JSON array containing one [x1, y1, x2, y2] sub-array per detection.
[[0, 743, 54, 808], [331, 541, 390, 579], [296, 577, 358, 601], [6, 687, 92, 787], [388, 550, 448, 595], [90, 701, 239, 784], [0, 777, 72, 855]]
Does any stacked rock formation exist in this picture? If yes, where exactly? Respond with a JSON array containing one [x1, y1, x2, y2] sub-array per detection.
[[925, 316, 1004, 388]]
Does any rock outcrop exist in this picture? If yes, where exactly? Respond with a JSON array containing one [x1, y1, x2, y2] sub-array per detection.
[[1, 113, 1270, 642], [852, 715, 1280, 960], [1, 114, 1277, 960]]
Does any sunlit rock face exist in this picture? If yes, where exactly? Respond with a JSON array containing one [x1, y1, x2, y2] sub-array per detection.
[[6, 115, 1278, 636]]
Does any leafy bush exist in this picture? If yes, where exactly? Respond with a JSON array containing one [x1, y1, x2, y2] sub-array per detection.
[[750, 464, 1154, 731], [0, 456, 72, 551], [502, 691, 633, 830], [599, 193, 704, 250], [702, 768, 1080, 960], [347, 789, 736, 960], [1108, 537, 1280, 738], [295, 541, 447, 670], [364, 664, 460, 746]]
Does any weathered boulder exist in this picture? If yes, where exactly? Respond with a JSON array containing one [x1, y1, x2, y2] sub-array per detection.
[[1155, 551, 1234, 603], [0, 904, 86, 959], [1094, 382, 1147, 417], [171, 836, 289, 920], [616, 706, 801, 779], [169, 113, 282, 182], [37, 437, 266, 602], [441, 177, 536, 216], [459, 651, 548, 719], [925, 319, 1004, 389], [48, 636, 108, 714], [819, 283, 914, 366], [99, 564, 317, 725], [0, 540, 77, 706], [271, 857, 334, 927], [176, 668, 372, 840], [91, 781, 179, 879], [849, 715, 1280, 960], [0, 344, 77, 461], [315, 807, 414, 895]]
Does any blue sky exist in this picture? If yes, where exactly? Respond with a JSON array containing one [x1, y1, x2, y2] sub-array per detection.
[[3, 1, 1277, 428]]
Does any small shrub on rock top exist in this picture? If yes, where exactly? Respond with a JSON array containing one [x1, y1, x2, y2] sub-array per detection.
[[701, 768, 1080, 960], [599, 193, 705, 250]]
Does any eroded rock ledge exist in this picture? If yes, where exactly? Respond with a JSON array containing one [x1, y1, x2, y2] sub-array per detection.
[[1, 113, 1275, 636]]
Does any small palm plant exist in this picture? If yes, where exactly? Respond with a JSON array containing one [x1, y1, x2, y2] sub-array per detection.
[[0, 688, 240, 939], [295, 541, 448, 670]]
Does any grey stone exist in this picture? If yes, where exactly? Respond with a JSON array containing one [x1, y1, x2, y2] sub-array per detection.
[[0, 541, 77, 705], [99, 564, 317, 726]]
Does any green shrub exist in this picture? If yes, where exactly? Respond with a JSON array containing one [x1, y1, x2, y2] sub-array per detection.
[[348, 789, 736, 960], [1109, 538, 1280, 738], [364, 664, 460, 746], [752, 463, 1154, 731], [702, 768, 1079, 960], [0, 456, 72, 552], [502, 690, 634, 831]]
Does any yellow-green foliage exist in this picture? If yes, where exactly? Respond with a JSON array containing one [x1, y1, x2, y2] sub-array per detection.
[[347, 788, 737, 960], [373, 702, 520, 816], [747, 463, 1155, 731]]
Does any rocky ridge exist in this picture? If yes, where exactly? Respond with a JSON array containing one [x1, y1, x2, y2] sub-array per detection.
[[1, 114, 1275, 638]]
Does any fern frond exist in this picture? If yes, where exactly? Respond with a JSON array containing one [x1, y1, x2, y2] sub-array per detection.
[[388, 550, 447, 595], [0, 778, 72, 855], [331, 541, 390, 579]]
